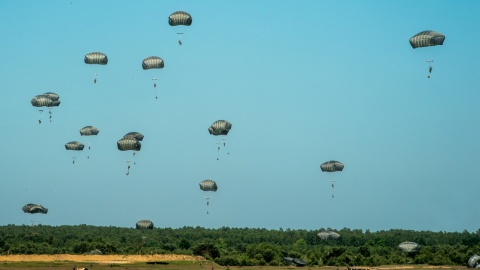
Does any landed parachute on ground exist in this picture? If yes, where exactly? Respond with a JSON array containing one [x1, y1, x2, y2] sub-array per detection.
[[22, 204, 48, 214], [84, 52, 108, 83], [284, 257, 307, 267], [398, 241, 421, 253], [168, 11, 192, 45], [31, 92, 61, 124], [136, 220, 154, 229], [65, 141, 85, 164], [409, 30, 445, 78], [317, 230, 341, 240], [468, 254, 480, 268], [142, 56, 164, 99], [199, 179, 218, 214]]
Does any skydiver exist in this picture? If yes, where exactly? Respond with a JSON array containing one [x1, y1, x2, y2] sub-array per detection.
[[38, 120, 42, 124], [178, 40, 182, 46], [429, 65, 432, 74], [94, 78, 97, 84], [154, 83, 156, 89]]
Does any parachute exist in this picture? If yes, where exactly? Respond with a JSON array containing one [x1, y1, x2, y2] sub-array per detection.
[[80, 126, 99, 159], [22, 203, 48, 214], [284, 257, 307, 267], [142, 56, 164, 99], [80, 126, 99, 136], [168, 11, 192, 45], [118, 132, 143, 175], [409, 31, 445, 49], [209, 120, 232, 160], [317, 230, 340, 240], [65, 141, 85, 164], [398, 241, 421, 253], [84, 52, 108, 83], [468, 254, 480, 268], [31, 92, 61, 124], [320, 160, 344, 198], [199, 179, 218, 214], [409, 31, 445, 78], [136, 219, 154, 229]]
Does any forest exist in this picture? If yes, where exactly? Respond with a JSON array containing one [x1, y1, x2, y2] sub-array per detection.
[[0, 225, 479, 267]]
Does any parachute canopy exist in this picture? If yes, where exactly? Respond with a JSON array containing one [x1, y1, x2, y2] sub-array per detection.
[[398, 241, 421, 253], [22, 204, 48, 214], [123, 132, 144, 141], [284, 257, 307, 267], [136, 220, 154, 229], [208, 120, 232, 136], [200, 179, 218, 192], [84, 52, 108, 65], [320, 160, 344, 172], [31, 92, 61, 107], [80, 126, 100, 136], [142, 56, 164, 70], [117, 138, 141, 151], [409, 30, 445, 49], [317, 230, 341, 240], [468, 254, 480, 268], [168, 11, 192, 26], [65, 141, 85, 151]]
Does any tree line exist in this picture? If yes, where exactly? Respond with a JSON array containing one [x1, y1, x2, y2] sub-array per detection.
[[0, 225, 479, 267]]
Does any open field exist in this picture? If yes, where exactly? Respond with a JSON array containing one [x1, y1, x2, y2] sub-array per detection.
[[0, 256, 468, 270]]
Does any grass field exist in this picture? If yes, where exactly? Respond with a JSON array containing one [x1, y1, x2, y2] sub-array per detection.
[[0, 255, 467, 270]]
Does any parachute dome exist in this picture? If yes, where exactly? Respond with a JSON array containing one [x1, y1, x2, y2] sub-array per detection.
[[142, 56, 164, 70], [317, 230, 341, 240], [199, 179, 218, 192], [65, 141, 85, 151], [31, 93, 61, 107], [409, 30, 445, 49], [117, 138, 141, 151], [320, 160, 344, 172], [80, 126, 100, 136], [84, 52, 108, 65], [208, 120, 232, 136], [123, 132, 144, 141], [136, 220, 154, 229], [22, 204, 48, 214], [168, 11, 192, 26], [398, 241, 421, 253], [468, 254, 480, 268]]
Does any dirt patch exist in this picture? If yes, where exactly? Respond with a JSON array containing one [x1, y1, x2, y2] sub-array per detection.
[[0, 254, 204, 264]]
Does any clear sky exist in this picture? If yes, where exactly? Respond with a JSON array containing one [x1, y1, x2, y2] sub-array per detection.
[[1, 0, 479, 233]]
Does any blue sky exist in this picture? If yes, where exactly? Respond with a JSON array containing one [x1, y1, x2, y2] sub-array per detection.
[[1, 0, 479, 232]]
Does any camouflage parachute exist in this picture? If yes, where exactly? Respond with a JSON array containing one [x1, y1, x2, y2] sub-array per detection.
[[117, 138, 141, 151], [317, 230, 341, 240], [65, 141, 85, 151], [208, 120, 232, 136], [468, 254, 480, 268], [409, 31, 445, 49], [123, 132, 144, 141], [22, 204, 48, 214], [320, 160, 344, 172], [84, 52, 108, 65], [398, 241, 421, 253], [168, 11, 192, 26], [80, 126, 100, 136], [31, 93, 61, 108], [199, 179, 218, 192], [136, 220, 154, 229], [142, 56, 164, 70]]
